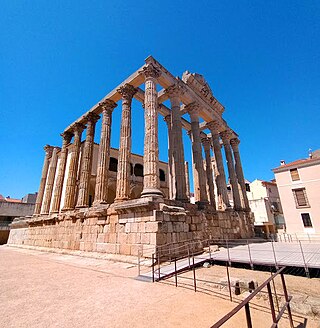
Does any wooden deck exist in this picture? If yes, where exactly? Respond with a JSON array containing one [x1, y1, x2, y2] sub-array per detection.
[[141, 241, 320, 281]]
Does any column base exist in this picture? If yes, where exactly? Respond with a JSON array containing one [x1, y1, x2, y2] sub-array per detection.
[[75, 205, 88, 209], [141, 188, 163, 198], [92, 200, 108, 206], [114, 197, 129, 203]]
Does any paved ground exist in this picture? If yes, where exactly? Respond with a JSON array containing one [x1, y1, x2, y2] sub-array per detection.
[[0, 246, 318, 328]]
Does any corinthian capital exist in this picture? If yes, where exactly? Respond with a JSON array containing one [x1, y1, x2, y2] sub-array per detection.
[[164, 114, 171, 125], [60, 131, 73, 145], [44, 145, 54, 156], [140, 63, 161, 79], [164, 84, 181, 98], [71, 122, 86, 135], [99, 99, 117, 112], [85, 112, 100, 124], [220, 129, 233, 143], [206, 120, 224, 134], [230, 138, 240, 151], [117, 84, 137, 100], [201, 137, 211, 150], [185, 102, 200, 117]]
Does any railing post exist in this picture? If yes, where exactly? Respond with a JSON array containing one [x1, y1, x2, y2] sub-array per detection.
[[244, 303, 253, 328], [280, 273, 294, 328], [192, 255, 196, 292], [138, 249, 141, 276], [209, 244, 212, 260], [271, 241, 279, 270], [226, 238, 231, 266], [152, 253, 155, 283], [158, 252, 161, 281], [298, 240, 310, 278], [188, 244, 191, 268], [226, 262, 233, 302], [271, 271, 280, 314], [174, 257, 178, 287], [247, 240, 253, 270], [267, 282, 277, 325]]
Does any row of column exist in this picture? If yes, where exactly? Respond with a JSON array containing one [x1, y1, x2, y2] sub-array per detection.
[[33, 62, 250, 215], [34, 64, 165, 215]]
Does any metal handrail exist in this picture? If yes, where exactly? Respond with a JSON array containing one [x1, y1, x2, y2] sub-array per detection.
[[211, 267, 294, 328]]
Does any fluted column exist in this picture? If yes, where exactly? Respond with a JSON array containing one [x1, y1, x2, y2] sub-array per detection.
[[115, 84, 137, 202], [202, 137, 216, 209], [50, 132, 73, 213], [93, 100, 117, 205], [165, 85, 188, 201], [41, 146, 60, 214], [76, 113, 100, 208], [140, 64, 163, 198], [34, 145, 54, 215], [164, 114, 174, 199], [185, 161, 190, 200], [186, 103, 208, 204], [231, 138, 250, 211], [62, 123, 85, 211], [221, 130, 242, 211], [207, 121, 230, 209]]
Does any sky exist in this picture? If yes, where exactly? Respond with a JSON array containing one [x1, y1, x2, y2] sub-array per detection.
[[1, 0, 319, 199]]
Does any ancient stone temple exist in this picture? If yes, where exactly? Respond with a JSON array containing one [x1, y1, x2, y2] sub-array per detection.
[[8, 56, 254, 257]]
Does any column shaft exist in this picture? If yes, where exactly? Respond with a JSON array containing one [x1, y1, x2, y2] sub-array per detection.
[[51, 132, 72, 213], [208, 121, 231, 209], [94, 100, 117, 205], [166, 85, 188, 201], [221, 130, 242, 210], [115, 84, 137, 201], [62, 123, 84, 210], [231, 138, 250, 211], [164, 115, 174, 199], [34, 145, 53, 215], [77, 113, 99, 208], [41, 147, 60, 214], [202, 138, 216, 209], [185, 161, 190, 200], [140, 64, 163, 198], [187, 103, 208, 203]]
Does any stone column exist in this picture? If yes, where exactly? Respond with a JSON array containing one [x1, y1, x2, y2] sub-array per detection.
[[165, 85, 188, 202], [185, 161, 190, 200], [231, 138, 250, 211], [164, 114, 174, 200], [76, 113, 100, 208], [34, 145, 54, 215], [186, 103, 208, 204], [140, 64, 163, 198], [41, 146, 60, 214], [50, 132, 73, 213], [202, 137, 216, 209], [207, 121, 230, 209], [93, 99, 117, 205], [115, 84, 137, 202], [62, 123, 85, 211], [220, 130, 242, 211]]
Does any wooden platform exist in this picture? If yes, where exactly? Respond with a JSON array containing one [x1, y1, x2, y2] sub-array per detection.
[[141, 241, 320, 281]]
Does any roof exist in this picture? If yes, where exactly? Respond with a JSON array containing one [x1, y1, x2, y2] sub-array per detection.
[[273, 156, 320, 172], [0, 194, 23, 203]]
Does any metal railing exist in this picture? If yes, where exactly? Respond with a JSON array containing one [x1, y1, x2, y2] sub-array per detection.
[[211, 267, 293, 328]]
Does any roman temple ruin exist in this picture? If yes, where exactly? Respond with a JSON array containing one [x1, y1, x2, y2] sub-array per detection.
[[8, 56, 254, 257]]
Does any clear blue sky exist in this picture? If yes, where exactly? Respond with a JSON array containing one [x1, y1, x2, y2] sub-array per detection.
[[1, 0, 319, 199]]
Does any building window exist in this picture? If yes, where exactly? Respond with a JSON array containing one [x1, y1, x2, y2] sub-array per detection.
[[301, 213, 313, 228], [109, 157, 118, 172], [159, 169, 165, 182], [290, 168, 300, 181], [292, 188, 309, 208], [245, 183, 250, 192], [134, 164, 143, 177]]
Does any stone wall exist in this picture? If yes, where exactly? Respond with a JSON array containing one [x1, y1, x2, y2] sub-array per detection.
[[8, 199, 254, 259]]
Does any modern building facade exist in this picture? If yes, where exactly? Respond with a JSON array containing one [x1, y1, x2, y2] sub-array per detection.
[[247, 179, 285, 237], [273, 150, 320, 234]]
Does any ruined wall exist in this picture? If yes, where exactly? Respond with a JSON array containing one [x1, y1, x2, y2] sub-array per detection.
[[8, 201, 253, 258]]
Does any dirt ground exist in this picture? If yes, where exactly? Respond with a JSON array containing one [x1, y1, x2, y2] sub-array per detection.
[[0, 245, 318, 328]]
